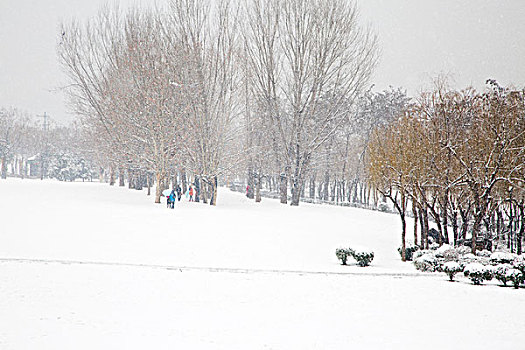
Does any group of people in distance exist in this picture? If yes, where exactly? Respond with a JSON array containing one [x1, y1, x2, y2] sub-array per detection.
[[166, 184, 197, 209]]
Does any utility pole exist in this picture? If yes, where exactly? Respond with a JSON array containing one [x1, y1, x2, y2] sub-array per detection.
[[40, 112, 49, 132]]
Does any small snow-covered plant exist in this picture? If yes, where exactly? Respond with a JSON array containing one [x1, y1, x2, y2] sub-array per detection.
[[336, 248, 350, 265], [464, 263, 491, 285], [490, 251, 516, 264], [458, 253, 482, 269], [435, 245, 459, 262], [398, 245, 419, 261], [350, 248, 374, 267], [442, 261, 463, 281], [414, 253, 438, 272], [477, 250, 492, 258], [512, 255, 525, 275], [412, 250, 427, 261], [429, 243, 440, 251], [483, 266, 494, 282], [494, 264, 512, 286], [456, 246, 471, 256], [435, 244, 452, 257], [378, 202, 389, 212], [506, 269, 524, 289]]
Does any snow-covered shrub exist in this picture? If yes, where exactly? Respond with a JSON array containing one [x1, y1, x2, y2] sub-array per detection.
[[511, 255, 525, 274], [412, 250, 427, 261], [483, 266, 495, 281], [336, 248, 350, 265], [442, 261, 463, 281], [414, 253, 438, 272], [350, 248, 374, 267], [398, 245, 419, 261], [434, 245, 460, 262], [378, 202, 389, 212], [456, 246, 471, 256], [429, 243, 440, 251], [490, 251, 517, 264], [494, 264, 513, 286], [506, 269, 524, 289], [477, 250, 492, 258], [464, 263, 493, 285]]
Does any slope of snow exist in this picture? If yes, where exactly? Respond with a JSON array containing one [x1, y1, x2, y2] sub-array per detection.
[[1, 178, 524, 349], [0, 178, 414, 274]]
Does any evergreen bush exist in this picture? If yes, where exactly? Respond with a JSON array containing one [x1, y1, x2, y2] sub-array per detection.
[[336, 248, 350, 265], [442, 261, 462, 281], [351, 249, 374, 267], [506, 269, 524, 289], [398, 245, 419, 261], [464, 263, 492, 285], [512, 256, 525, 275], [490, 252, 516, 264], [494, 264, 512, 286], [414, 254, 438, 272]]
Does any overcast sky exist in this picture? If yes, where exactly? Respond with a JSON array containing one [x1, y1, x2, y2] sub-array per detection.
[[1, 0, 524, 123]]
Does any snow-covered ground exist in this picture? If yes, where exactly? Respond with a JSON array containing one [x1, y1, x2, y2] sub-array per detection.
[[0, 178, 524, 349]]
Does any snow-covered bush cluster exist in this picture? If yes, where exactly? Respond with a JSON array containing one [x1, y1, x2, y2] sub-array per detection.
[[336, 248, 350, 265], [463, 263, 493, 285], [398, 245, 419, 261], [48, 152, 95, 182], [411, 246, 525, 287], [335, 247, 374, 267], [442, 261, 462, 281]]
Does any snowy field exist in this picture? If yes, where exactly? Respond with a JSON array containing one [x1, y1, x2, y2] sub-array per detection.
[[0, 178, 524, 349]]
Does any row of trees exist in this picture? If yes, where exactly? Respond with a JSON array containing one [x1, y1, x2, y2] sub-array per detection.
[[0, 108, 96, 182], [0, 108, 98, 181], [57, 0, 378, 206], [368, 80, 525, 258]]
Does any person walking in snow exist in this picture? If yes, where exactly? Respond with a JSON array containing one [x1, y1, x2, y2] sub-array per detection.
[[176, 184, 182, 201], [166, 193, 171, 208], [189, 185, 194, 202], [169, 189, 176, 209]]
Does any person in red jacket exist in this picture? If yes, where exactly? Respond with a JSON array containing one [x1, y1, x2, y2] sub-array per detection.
[[189, 186, 194, 202]]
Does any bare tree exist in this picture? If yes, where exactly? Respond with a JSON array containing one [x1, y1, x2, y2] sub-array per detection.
[[244, 0, 378, 205]]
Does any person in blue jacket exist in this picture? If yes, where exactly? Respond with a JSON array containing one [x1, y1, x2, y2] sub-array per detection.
[[169, 189, 176, 209]]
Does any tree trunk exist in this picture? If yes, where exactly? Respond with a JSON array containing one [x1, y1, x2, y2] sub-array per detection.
[[136, 170, 143, 190], [155, 172, 163, 203], [247, 167, 255, 199], [210, 176, 218, 206], [517, 201, 524, 255], [441, 194, 450, 244], [451, 208, 459, 245], [291, 179, 301, 206], [201, 178, 208, 204], [109, 166, 115, 186], [194, 176, 201, 203], [460, 205, 470, 240], [119, 167, 125, 187], [309, 174, 316, 199], [181, 168, 188, 194], [422, 207, 429, 249], [1, 156, 7, 179], [322, 171, 329, 201], [280, 172, 287, 204], [412, 201, 419, 248], [255, 175, 262, 203], [147, 173, 151, 196], [418, 208, 425, 248]]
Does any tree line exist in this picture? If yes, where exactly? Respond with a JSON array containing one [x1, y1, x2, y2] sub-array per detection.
[[368, 80, 525, 258], [56, 0, 378, 206]]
